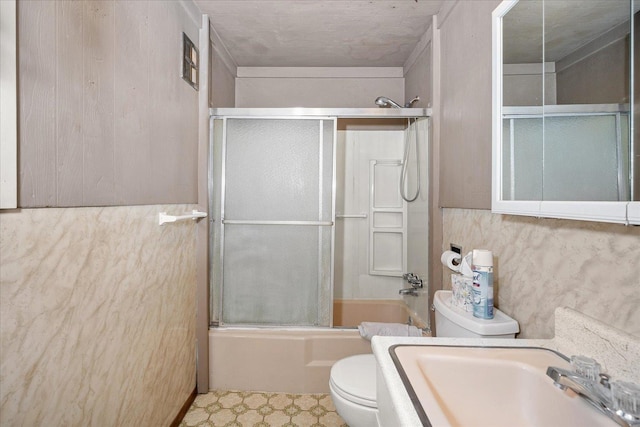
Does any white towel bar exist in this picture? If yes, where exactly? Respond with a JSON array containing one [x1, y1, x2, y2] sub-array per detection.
[[159, 210, 207, 225]]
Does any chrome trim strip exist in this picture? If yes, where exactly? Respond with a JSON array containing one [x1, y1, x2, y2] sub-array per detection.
[[210, 107, 431, 118]]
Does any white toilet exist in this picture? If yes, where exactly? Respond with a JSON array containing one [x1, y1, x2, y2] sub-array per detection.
[[329, 354, 378, 427], [433, 290, 520, 338], [329, 290, 519, 427]]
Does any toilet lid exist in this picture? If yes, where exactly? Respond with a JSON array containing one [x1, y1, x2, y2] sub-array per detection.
[[330, 354, 377, 408]]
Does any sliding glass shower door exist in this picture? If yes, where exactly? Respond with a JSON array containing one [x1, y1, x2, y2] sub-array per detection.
[[211, 117, 336, 326]]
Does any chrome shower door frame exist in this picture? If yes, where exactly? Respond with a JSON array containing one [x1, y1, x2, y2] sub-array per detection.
[[210, 115, 337, 327]]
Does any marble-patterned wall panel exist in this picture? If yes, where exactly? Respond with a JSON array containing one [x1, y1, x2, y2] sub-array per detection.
[[0, 205, 197, 426], [441, 208, 640, 338]]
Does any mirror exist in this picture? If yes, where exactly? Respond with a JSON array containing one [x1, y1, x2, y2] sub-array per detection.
[[492, 0, 640, 224]]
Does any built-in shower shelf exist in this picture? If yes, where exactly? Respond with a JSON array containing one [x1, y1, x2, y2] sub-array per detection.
[[210, 107, 431, 118]]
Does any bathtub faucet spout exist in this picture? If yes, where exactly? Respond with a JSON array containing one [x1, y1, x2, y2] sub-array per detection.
[[399, 288, 419, 297]]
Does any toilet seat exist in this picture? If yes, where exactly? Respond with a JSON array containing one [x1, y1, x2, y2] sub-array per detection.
[[329, 354, 377, 408]]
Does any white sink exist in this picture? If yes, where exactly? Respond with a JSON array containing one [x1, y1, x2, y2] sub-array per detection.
[[391, 345, 617, 427]]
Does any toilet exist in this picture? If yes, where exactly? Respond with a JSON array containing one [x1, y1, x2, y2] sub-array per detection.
[[329, 354, 378, 427], [329, 290, 519, 426]]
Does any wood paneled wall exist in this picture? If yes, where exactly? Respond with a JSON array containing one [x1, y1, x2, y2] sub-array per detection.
[[438, 0, 501, 209], [557, 37, 629, 105], [234, 68, 404, 108], [18, 1, 200, 207]]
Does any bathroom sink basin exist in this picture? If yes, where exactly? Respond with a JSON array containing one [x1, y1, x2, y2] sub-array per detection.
[[390, 345, 617, 427]]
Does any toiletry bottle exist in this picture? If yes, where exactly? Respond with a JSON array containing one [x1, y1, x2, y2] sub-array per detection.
[[471, 249, 494, 319]]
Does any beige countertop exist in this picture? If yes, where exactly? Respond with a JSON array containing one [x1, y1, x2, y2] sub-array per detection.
[[372, 307, 640, 427]]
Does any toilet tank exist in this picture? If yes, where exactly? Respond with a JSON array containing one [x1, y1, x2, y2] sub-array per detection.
[[433, 290, 519, 338]]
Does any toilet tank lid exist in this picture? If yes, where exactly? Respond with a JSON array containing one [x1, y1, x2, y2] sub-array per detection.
[[434, 290, 520, 336]]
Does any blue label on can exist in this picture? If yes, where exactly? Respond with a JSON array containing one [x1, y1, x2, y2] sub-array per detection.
[[472, 270, 494, 319]]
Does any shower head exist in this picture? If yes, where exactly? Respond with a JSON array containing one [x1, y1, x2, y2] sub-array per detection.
[[375, 96, 403, 109], [375, 96, 420, 108]]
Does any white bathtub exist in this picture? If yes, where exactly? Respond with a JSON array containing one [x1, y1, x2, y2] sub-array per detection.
[[209, 299, 428, 393]]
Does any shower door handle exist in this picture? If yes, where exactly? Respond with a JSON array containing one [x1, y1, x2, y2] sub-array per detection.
[[336, 213, 368, 219], [222, 219, 334, 226]]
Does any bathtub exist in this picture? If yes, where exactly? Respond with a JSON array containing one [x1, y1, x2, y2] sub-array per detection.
[[333, 298, 417, 327], [209, 299, 428, 393]]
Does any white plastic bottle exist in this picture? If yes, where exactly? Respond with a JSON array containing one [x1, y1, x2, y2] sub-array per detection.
[[471, 249, 494, 319]]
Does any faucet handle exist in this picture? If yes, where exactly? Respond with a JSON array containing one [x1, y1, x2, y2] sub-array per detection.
[[612, 381, 640, 422], [570, 355, 601, 381], [408, 278, 423, 288]]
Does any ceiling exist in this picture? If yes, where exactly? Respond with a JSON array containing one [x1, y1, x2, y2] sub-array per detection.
[[194, 0, 445, 67]]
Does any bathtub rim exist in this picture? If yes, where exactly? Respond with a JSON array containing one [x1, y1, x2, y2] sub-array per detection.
[[210, 298, 428, 331]]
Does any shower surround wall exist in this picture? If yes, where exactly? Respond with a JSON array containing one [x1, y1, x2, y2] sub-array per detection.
[[334, 129, 406, 300], [334, 121, 431, 321], [0, 205, 197, 425]]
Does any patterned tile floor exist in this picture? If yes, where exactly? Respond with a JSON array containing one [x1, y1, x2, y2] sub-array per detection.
[[179, 390, 348, 427]]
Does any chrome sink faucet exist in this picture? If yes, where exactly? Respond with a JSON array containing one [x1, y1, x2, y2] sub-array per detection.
[[546, 356, 640, 427]]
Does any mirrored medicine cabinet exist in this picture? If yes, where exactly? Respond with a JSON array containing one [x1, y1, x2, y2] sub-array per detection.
[[492, 0, 640, 224]]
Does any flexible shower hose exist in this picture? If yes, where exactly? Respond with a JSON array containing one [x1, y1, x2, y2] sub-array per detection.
[[400, 117, 420, 202]]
